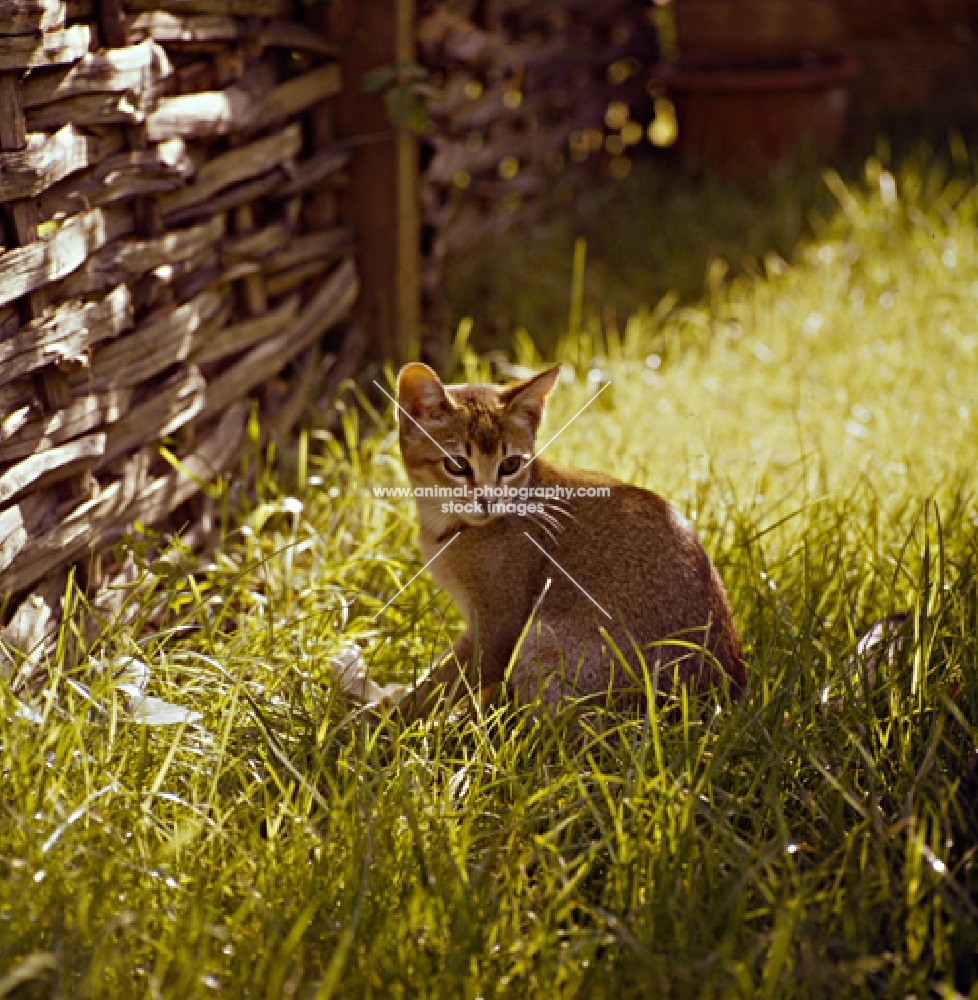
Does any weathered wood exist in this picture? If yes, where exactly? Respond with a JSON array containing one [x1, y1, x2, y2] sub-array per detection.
[[55, 215, 223, 296], [36, 137, 193, 217], [0, 284, 132, 388], [111, 213, 224, 274], [43, 172, 178, 220], [260, 20, 339, 56], [0, 305, 20, 336], [303, 179, 341, 226], [25, 92, 149, 130], [64, 0, 93, 18], [126, 0, 290, 15], [146, 61, 340, 140], [317, 308, 357, 405], [55, 245, 213, 301], [0, 432, 105, 507], [127, 402, 247, 526], [73, 288, 225, 393], [0, 205, 133, 308], [96, 0, 127, 49], [21, 39, 171, 108], [0, 451, 149, 596], [0, 491, 57, 578], [277, 148, 350, 198], [161, 167, 286, 226], [0, 568, 66, 685], [0, 387, 130, 464], [303, 66, 337, 233], [0, 379, 36, 442], [8, 200, 38, 246], [0, 73, 45, 319], [170, 56, 220, 93], [165, 253, 223, 303], [125, 13, 340, 52], [145, 61, 275, 140], [0, 124, 124, 203], [159, 122, 301, 218], [0, 0, 67, 36], [221, 218, 291, 261], [265, 345, 328, 437], [192, 292, 298, 364], [333, 0, 419, 363], [0, 74, 25, 150], [38, 364, 72, 409], [99, 364, 205, 467], [230, 200, 267, 315], [203, 258, 356, 417], [250, 63, 342, 130], [0, 379, 36, 408], [126, 11, 239, 44], [218, 255, 261, 284], [265, 258, 330, 297], [0, 25, 92, 70], [264, 225, 353, 274]]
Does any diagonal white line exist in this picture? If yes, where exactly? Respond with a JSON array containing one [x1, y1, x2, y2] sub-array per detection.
[[525, 379, 611, 468], [371, 531, 462, 621], [523, 532, 612, 620], [373, 380, 455, 462]]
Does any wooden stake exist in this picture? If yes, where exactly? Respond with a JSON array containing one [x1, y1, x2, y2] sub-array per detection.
[[331, 0, 420, 365]]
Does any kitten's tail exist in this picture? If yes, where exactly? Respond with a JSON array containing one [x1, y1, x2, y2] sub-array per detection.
[[843, 611, 910, 696]]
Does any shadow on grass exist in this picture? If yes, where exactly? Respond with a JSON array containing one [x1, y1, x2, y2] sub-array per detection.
[[443, 150, 833, 354], [443, 132, 974, 356]]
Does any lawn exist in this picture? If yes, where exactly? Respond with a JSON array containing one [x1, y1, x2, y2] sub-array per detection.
[[3, 145, 978, 999]]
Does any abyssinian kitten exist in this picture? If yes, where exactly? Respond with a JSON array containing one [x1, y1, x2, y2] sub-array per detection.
[[337, 362, 746, 719]]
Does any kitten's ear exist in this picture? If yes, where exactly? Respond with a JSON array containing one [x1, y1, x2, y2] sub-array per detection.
[[397, 362, 450, 422], [499, 365, 561, 431]]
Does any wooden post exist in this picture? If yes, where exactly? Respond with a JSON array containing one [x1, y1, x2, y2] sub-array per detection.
[[330, 0, 420, 366]]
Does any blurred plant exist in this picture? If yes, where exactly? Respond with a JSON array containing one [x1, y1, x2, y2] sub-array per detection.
[[360, 60, 437, 135]]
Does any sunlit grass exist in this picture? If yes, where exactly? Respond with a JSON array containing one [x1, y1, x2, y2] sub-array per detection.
[[2, 147, 978, 998]]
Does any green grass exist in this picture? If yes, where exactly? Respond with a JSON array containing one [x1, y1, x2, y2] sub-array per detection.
[[3, 145, 978, 998]]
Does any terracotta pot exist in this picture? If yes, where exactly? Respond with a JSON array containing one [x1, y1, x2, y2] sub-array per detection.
[[674, 0, 845, 64], [655, 52, 859, 168], [841, 0, 978, 41]]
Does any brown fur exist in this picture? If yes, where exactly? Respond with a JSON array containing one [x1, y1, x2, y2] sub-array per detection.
[[385, 363, 746, 718]]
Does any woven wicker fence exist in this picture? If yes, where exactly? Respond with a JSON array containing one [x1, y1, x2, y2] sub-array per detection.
[[417, 0, 660, 336], [0, 0, 357, 674]]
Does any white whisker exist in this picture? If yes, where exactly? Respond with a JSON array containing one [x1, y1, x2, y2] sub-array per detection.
[[542, 501, 577, 524], [536, 509, 566, 536], [527, 514, 558, 545]]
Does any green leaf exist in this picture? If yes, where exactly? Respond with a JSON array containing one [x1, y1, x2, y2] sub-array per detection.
[[383, 85, 412, 129], [360, 65, 396, 94]]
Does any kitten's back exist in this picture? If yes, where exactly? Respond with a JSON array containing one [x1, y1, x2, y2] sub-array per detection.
[[499, 460, 745, 705]]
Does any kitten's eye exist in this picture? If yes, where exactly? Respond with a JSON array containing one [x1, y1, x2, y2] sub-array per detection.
[[444, 456, 470, 476], [498, 455, 522, 476]]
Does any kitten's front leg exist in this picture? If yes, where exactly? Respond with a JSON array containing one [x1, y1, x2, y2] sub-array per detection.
[[392, 630, 484, 722]]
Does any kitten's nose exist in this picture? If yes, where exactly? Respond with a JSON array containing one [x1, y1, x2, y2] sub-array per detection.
[[472, 481, 491, 514]]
